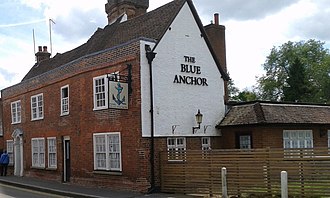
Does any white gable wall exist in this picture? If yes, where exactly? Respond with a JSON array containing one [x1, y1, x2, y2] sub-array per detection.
[[141, 2, 225, 137]]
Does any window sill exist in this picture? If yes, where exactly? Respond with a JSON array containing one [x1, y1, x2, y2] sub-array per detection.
[[31, 166, 45, 169], [31, 118, 44, 121], [60, 113, 69, 117], [46, 167, 57, 171], [93, 170, 122, 176]]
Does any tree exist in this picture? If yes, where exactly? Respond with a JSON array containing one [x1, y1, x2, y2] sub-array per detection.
[[234, 89, 258, 102], [283, 58, 311, 102], [228, 78, 239, 101], [256, 39, 330, 103]]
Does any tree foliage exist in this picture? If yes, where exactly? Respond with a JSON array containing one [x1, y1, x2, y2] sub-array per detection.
[[256, 39, 330, 103], [228, 78, 258, 102]]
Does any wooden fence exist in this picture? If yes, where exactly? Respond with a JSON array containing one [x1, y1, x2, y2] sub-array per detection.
[[160, 148, 330, 197]]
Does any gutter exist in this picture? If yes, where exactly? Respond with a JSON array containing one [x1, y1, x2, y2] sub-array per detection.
[[145, 44, 157, 192]]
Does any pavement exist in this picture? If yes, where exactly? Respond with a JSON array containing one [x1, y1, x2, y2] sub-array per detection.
[[0, 176, 194, 198]]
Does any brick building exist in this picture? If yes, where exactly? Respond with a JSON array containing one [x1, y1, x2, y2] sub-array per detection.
[[217, 101, 330, 150], [1, 0, 229, 192]]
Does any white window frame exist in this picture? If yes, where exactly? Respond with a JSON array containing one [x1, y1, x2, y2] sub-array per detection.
[[47, 137, 57, 169], [31, 138, 45, 168], [93, 75, 108, 110], [11, 100, 21, 124], [60, 85, 69, 116], [167, 137, 186, 161], [0, 122, 3, 136], [202, 137, 211, 150], [328, 130, 330, 148], [239, 135, 252, 149], [6, 140, 14, 165], [31, 93, 44, 120], [93, 132, 122, 171], [283, 130, 313, 149]]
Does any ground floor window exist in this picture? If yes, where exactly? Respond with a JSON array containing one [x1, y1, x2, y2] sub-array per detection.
[[283, 130, 313, 149], [93, 132, 121, 171], [201, 137, 211, 150], [6, 140, 14, 165], [328, 130, 330, 148], [236, 132, 252, 149], [167, 137, 186, 161], [47, 137, 57, 168], [31, 138, 45, 168]]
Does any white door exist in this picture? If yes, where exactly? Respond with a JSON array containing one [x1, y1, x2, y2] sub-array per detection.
[[12, 129, 24, 177]]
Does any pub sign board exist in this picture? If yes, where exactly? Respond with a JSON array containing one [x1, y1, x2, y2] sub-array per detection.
[[109, 81, 128, 109]]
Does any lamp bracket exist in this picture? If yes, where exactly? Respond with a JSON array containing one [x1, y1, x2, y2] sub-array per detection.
[[204, 125, 211, 134], [172, 125, 180, 134], [192, 124, 201, 134]]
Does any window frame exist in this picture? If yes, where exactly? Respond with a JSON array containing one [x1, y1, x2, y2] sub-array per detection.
[[328, 130, 330, 148], [47, 137, 57, 169], [201, 137, 211, 150], [93, 132, 122, 171], [60, 85, 69, 116], [31, 138, 45, 168], [93, 75, 108, 110], [6, 140, 14, 165], [283, 130, 313, 149], [11, 100, 21, 124], [236, 132, 252, 149], [31, 93, 44, 121], [167, 137, 186, 161]]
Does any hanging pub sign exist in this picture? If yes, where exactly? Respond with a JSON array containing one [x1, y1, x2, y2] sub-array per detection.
[[109, 81, 129, 109]]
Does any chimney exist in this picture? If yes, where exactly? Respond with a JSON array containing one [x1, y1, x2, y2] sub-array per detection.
[[35, 46, 51, 64], [105, 0, 149, 25], [204, 13, 229, 103]]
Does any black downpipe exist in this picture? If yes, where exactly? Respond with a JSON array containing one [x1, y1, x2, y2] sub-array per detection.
[[145, 45, 157, 193]]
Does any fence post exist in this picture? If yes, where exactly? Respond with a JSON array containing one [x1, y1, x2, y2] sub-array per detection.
[[222, 167, 228, 198], [281, 171, 288, 198]]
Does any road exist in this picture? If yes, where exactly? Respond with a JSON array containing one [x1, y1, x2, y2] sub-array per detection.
[[0, 183, 70, 198]]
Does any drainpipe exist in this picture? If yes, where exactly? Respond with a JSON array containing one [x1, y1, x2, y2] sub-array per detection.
[[145, 44, 157, 192]]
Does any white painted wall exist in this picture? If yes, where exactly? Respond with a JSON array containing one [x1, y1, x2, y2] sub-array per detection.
[[141, 2, 226, 137]]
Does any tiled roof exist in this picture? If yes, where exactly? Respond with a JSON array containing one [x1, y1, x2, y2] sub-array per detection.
[[217, 101, 330, 127], [22, 0, 186, 81]]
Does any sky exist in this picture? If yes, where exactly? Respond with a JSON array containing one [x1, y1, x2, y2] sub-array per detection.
[[0, 0, 330, 92]]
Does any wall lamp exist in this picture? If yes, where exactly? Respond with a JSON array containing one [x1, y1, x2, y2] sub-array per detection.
[[192, 109, 203, 134]]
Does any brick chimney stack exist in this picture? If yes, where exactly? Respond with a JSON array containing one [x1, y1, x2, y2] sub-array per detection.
[[204, 13, 229, 103], [35, 46, 51, 63], [105, 0, 149, 25]]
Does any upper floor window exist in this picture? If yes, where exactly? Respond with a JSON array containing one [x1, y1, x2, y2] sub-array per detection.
[[61, 85, 69, 116], [11, 100, 21, 124], [93, 73, 120, 110], [93, 75, 108, 110], [93, 132, 121, 171], [283, 130, 313, 149], [6, 140, 14, 165], [31, 138, 45, 168], [31, 93, 44, 121]]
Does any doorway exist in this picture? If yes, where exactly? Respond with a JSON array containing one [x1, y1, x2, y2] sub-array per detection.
[[63, 137, 71, 182], [12, 129, 24, 176]]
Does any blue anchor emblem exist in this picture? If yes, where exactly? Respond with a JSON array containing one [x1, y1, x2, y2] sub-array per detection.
[[112, 82, 126, 105]]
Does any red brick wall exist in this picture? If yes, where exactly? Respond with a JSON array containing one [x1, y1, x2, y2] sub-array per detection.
[[152, 136, 221, 189], [219, 126, 329, 149], [0, 98, 4, 150], [1, 40, 154, 192]]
